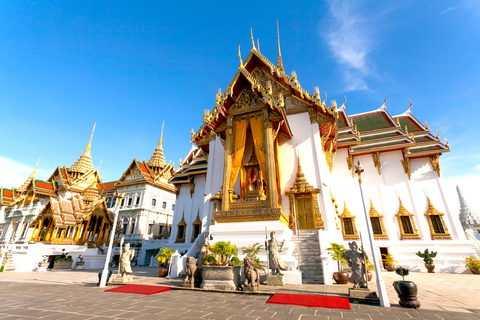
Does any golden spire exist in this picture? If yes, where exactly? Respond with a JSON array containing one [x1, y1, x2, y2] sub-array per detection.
[[257, 38, 260, 52], [250, 28, 257, 51], [277, 20, 284, 72], [238, 46, 244, 68], [148, 121, 167, 172], [70, 123, 96, 174], [18, 155, 42, 192]]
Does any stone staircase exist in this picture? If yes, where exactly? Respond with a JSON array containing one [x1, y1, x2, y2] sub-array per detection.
[[292, 230, 323, 284]]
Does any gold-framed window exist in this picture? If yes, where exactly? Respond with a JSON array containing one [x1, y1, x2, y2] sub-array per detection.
[[395, 197, 421, 240], [191, 210, 202, 242], [175, 212, 187, 243], [340, 201, 358, 240], [424, 196, 451, 240], [369, 199, 388, 240]]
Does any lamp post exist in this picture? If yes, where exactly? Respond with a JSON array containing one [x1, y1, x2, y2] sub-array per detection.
[[99, 192, 124, 288], [354, 161, 390, 308]]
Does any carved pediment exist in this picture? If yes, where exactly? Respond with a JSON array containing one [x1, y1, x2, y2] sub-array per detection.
[[285, 95, 311, 113], [231, 88, 263, 110], [251, 69, 288, 95]]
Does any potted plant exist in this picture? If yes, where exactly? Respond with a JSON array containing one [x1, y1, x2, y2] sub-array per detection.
[[416, 249, 437, 273], [382, 253, 397, 272], [53, 249, 73, 269], [38, 255, 49, 268], [75, 255, 85, 270], [465, 256, 480, 275], [242, 243, 266, 273], [326, 242, 349, 284], [156, 247, 174, 277], [393, 267, 421, 308], [202, 241, 241, 290]]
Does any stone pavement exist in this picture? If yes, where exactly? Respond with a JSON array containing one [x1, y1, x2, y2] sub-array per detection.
[[0, 267, 479, 320]]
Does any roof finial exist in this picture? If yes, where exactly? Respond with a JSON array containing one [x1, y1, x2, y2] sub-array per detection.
[[408, 98, 412, 112], [381, 95, 387, 108], [158, 120, 165, 149], [238, 45, 243, 68], [341, 95, 347, 108], [424, 120, 429, 130], [250, 28, 256, 51], [257, 39, 260, 52], [33, 155, 42, 177], [98, 157, 104, 172], [85, 122, 96, 155], [276, 20, 284, 72]]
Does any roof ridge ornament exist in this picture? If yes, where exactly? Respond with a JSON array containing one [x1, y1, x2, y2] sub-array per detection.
[[238, 45, 244, 69], [341, 95, 347, 109], [381, 94, 387, 109], [257, 39, 260, 52], [250, 28, 257, 51], [408, 98, 413, 112], [276, 20, 284, 72]]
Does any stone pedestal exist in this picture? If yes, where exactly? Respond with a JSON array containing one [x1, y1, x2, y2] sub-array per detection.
[[110, 275, 133, 285], [267, 274, 286, 286], [349, 288, 379, 300]]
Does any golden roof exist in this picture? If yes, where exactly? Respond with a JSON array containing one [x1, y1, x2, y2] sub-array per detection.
[[70, 123, 95, 174], [148, 121, 167, 170]]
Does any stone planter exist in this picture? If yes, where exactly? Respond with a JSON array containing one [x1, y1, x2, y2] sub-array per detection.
[[53, 260, 73, 269], [470, 268, 480, 275], [201, 265, 241, 291], [425, 263, 435, 273], [76, 262, 85, 270], [38, 262, 49, 268], [333, 272, 349, 284], [393, 280, 421, 308]]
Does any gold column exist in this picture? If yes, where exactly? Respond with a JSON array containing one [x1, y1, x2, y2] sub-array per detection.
[[74, 224, 82, 242], [262, 113, 279, 208], [90, 217, 99, 242], [81, 216, 92, 242], [45, 220, 54, 241], [29, 224, 38, 242], [96, 218, 106, 244], [102, 228, 110, 245], [221, 116, 234, 211], [60, 229, 66, 241], [34, 219, 43, 241]]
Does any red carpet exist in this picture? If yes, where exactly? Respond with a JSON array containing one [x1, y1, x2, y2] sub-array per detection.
[[267, 293, 351, 310], [104, 284, 171, 295]]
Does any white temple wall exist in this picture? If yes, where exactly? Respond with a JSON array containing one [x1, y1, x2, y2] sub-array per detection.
[[203, 137, 224, 232]]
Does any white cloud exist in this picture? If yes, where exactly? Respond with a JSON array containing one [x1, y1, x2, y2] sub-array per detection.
[[474, 164, 480, 171], [0, 157, 48, 188], [324, 1, 373, 91], [441, 6, 461, 14]]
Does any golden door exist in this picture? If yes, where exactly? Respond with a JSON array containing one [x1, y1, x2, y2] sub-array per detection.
[[295, 194, 316, 230]]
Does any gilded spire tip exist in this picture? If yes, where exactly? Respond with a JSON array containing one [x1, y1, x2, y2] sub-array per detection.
[[257, 38, 260, 52], [238, 45, 243, 68], [250, 28, 256, 51], [158, 120, 165, 149], [276, 20, 284, 71], [85, 122, 96, 155]]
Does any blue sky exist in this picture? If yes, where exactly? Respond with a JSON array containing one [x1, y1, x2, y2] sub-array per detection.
[[1, 1, 479, 209]]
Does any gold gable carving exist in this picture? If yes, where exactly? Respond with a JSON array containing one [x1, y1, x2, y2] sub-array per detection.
[[231, 88, 263, 110], [284, 95, 311, 113], [251, 68, 287, 95]]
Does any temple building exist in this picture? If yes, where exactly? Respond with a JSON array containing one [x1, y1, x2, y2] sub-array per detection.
[[0, 124, 115, 271], [105, 122, 176, 265], [0, 123, 177, 270], [165, 28, 475, 283]]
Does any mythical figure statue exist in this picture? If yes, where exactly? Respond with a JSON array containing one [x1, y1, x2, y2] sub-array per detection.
[[265, 231, 288, 275], [184, 257, 197, 287], [342, 241, 368, 288], [119, 243, 135, 278], [196, 233, 210, 268], [242, 256, 261, 290]]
